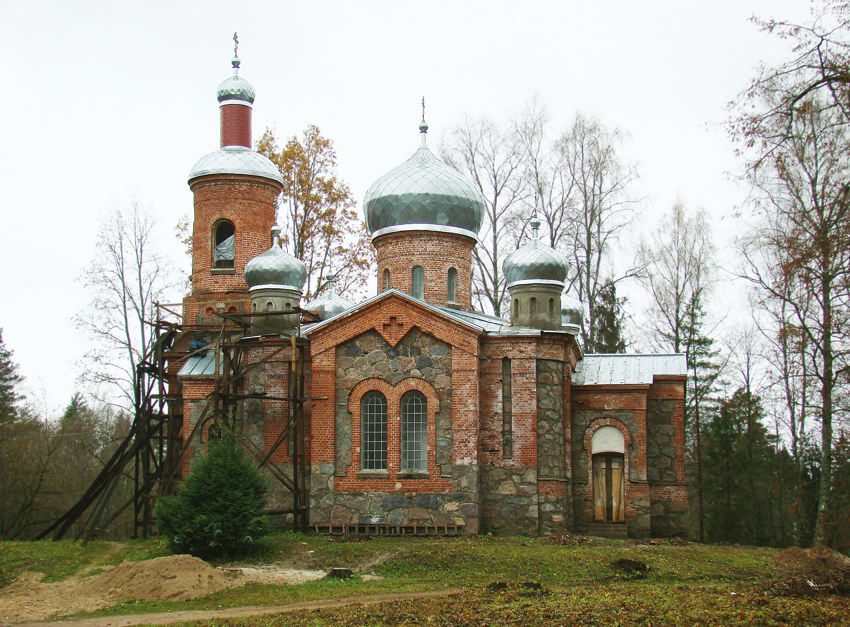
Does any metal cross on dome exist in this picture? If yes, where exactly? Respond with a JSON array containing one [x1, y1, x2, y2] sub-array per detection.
[[233, 32, 239, 58]]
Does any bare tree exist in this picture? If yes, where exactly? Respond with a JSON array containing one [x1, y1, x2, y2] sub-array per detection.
[[638, 203, 715, 353], [734, 93, 850, 546], [441, 115, 525, 316], [75, 202, 173, 409]]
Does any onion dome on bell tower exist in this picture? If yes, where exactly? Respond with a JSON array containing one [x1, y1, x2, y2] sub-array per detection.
[[363, 99, 485, 310], [245, 226, 307, 334], [503, 216, 569, 330], [182, 34, 283, 327]]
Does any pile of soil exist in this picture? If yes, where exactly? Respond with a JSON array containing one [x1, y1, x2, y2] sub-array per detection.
[[766, 546, 850, 597], [0, 554, 237, 622]]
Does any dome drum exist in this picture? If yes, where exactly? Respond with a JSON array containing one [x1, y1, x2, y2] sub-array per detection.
[[249, 286, 301, 335], [508, 283, 565, 331]]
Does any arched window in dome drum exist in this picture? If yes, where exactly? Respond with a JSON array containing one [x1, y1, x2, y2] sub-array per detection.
[[212, 220, 235, 269], [447, 268, 457, 302], [513, 298, 519, 317], [361, 391, 387, 470], [383, 269, 391, 291], [412, 266, 424, 299], [549, 298, 555, 317], [401, 391, 427, 471], [530, 297, 537, 315]]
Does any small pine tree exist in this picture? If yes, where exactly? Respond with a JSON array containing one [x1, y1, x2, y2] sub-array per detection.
[[155, 432, 268, 558]]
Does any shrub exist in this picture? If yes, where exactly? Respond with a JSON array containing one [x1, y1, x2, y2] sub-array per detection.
[[155, 432, 268, 558]]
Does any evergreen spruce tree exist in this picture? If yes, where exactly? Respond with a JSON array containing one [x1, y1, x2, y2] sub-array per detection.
[[0, 330, 22, 432], [155, 432, 268, 558], [681, 294, 722, 542], [703, 388, 775, 544], [588, 279, 627, 353]]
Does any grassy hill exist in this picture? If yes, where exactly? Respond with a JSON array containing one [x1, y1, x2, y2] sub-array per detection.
[[1, 533, 848, 625]]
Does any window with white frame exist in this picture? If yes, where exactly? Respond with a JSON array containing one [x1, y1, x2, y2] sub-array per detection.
[[361, 391, 387, 470], [400, 390, 427, 471]]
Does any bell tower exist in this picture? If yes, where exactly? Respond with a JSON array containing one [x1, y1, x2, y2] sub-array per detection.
[[182, 35, 283, 325]]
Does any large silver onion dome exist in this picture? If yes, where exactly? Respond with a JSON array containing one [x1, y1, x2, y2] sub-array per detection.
[[188, 146, 283, 184], [364, 118, 485, 240], [503, 218, 569, 287], [304, 275, 353, 319], [217, 55, 255, 104], [244, 228, 307, 291]]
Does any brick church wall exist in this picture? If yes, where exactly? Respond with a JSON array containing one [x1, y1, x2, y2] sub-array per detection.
[[478, 338, 540, 535], [307, 328, 478, 528], [571, 388, 651, 537]]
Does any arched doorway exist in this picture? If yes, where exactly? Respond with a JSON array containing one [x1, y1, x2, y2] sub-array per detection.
[[591, 426, 625, 523]]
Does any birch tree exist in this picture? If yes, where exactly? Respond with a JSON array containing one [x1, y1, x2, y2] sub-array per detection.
[[441, 115, 525, 316], [75, 203, 172, 409]]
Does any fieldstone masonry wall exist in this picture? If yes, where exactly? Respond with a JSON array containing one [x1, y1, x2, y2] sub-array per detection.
[[333, 329, 453, 476], [306, 327, 481, 528], [536, 359, 569, 534]]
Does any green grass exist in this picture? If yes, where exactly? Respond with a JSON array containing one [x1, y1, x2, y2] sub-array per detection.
[[3, 533, 845, 625], [0, 536, 170, 587], [180, 583, 850, 626]]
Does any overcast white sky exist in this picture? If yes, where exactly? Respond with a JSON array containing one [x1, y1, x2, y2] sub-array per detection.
[[0, 0, 813, 415]]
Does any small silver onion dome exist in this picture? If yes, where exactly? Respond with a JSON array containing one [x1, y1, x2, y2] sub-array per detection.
[[304, 275, 353, 319], [561, 294, 584, 327], [503, 218, 569, 287], [217, 53, 255, 104], [244, 227, 307, 291], [364, 112, 485, 240], [188, 146, 283, 184]]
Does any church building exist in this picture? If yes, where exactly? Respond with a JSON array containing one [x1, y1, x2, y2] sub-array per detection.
[[170, 47, 689, 538]]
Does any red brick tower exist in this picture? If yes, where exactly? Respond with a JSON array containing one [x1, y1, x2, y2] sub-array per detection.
[[182, 39, 283, 325], [363, 107, 485, 310]]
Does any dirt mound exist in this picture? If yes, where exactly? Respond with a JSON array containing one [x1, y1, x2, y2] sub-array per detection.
[[0, 554, 238, 623], [87, 554, 235, 602], [767, 546, 850, 596]]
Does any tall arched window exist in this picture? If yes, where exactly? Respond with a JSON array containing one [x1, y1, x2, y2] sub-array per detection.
[[530, 297, 537, 315], [412, 266, 424, 299], [401, 390, 427, 471], [513, 298, 519, 317], [383, 269, 391, 291], [548, 298, 555, 317], [447, 268, 457, 302], [361, 391, 387, 470], [212, 219, 235, 269]]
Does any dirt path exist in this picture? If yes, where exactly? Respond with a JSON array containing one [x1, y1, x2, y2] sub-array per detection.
[[13, 588, 464, 626]]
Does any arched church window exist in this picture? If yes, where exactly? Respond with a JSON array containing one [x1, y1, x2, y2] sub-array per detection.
[[549, 298, 555, 317], [530, 297, 537, 315], [383, 269, 391, 291], [266, 301, 274, 311], [401, 390, 427, 471], [361, 391, 387, 470], [513, 298, 519, 317], [447, 268, 457, 302], [212, 219, 235, 268], [412, 266, 424, 299]]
